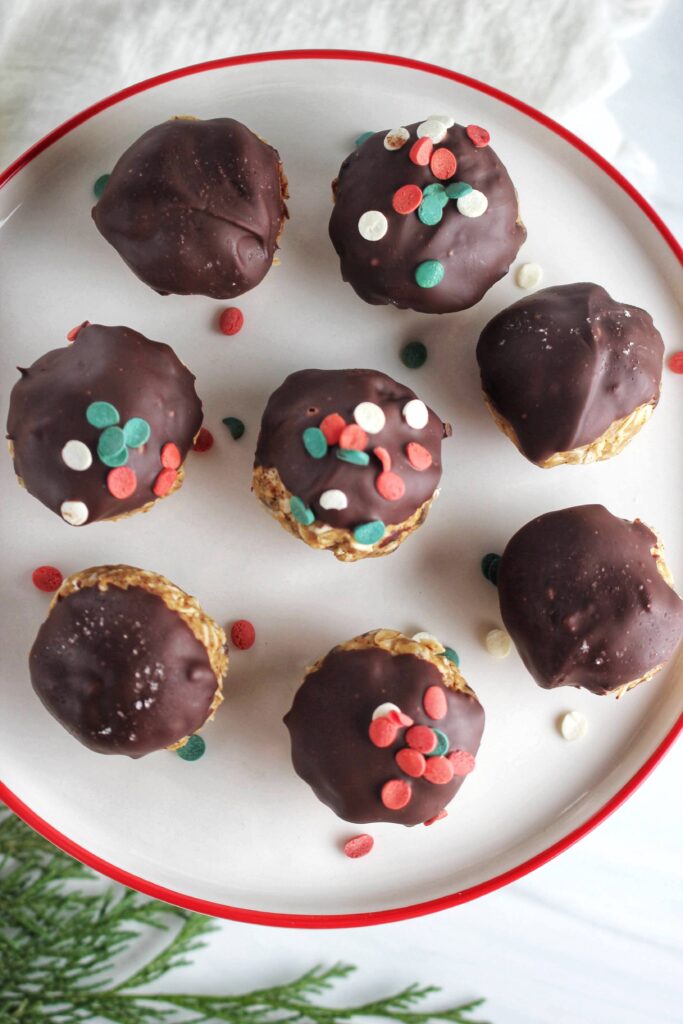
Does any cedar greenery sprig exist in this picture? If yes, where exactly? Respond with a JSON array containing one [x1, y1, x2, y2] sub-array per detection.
[[0, 807, 489, 1024]]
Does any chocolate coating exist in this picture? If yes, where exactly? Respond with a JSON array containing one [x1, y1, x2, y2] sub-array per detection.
[[498, 505, 683, 694], [476, 283, 664, 464], [92, 117, 287, 298], [329, 121, 525, 313], [29, 584, 218, 756], [6, 324, 202, 524], [254, 368, 446, 530], [284, 644, 485, 825]]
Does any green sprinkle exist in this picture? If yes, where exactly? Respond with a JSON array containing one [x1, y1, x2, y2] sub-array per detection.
[[415, 260, 445, 289], [100, 446, 129, 468], [302, 427, 328, 459], [417, 195, 444, 226], [336, 448, 370, 466], [481, 552, 501, 585], [122, 417, 151, 448], [353, 520, 385, 545], [93, 173, 110, 199], [290, 496, 315, 526], [445, 181, 473, 199], [429, 728, 450, 757], [86, 401, 120, 428], [355, 131, 374, 147], [423, 183, 449, 207], [176, 735, 206, 761], [222, 416, 245, 440], [400, 340, 428, 369], [443, 646, 460, 666], [97, 426, 126, 462]]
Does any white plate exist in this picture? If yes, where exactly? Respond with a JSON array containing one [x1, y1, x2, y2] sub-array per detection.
[[1, 51, 681, 927]]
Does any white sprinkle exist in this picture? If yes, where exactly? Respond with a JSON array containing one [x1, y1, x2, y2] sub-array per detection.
[[417, 118, 448, 143], [61, 439, 93, 471], [383, 127, 410, 150], [411, 631, 445, 652], [402, 398, 429, 429], [358, 210, 388, 241], [60, 500, 89, 526], [319, 489, 348, 510], [485, 628, 512, 658], [559, 710, 588, 742], [428, 114, 455, 128], [456, 189, 488, 218], [372, 701, 401, 720], [515, 262, 543, 290], [353, 401, 385, 434]]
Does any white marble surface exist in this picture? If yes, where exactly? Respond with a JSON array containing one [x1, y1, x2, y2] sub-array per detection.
[[1, 3, 682, 1022]]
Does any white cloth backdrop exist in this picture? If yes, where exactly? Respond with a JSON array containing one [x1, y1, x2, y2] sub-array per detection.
[[1, 2, 682, 1022]]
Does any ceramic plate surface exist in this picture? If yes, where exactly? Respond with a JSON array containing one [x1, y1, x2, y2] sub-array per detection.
[[1, 51, 681, 927]]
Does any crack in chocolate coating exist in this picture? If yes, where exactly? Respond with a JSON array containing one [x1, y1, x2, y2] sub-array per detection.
[[254, 369, 446, 530], [328, 121, 525, 313], [29, 585, 218, 757], [284, 645, 485, 825], [6, 324, 202, 524], [498, 505, 683, 694], [476, 283, 664, 464], [92, 118, 287, 298]]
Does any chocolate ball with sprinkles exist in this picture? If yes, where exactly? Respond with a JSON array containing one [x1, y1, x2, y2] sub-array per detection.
[[6, 324, 203, 526], [476, 283, 664, 467], [92, 117, 288, 298], [329, 117, 525, 313], [29, 565, 228, 757], [284, 629, 485, 826], [498, 505, 683, 697], [253, 368, 449, 562]]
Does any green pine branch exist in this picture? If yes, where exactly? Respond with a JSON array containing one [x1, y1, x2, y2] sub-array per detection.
[[0, 806, 489, 1024]]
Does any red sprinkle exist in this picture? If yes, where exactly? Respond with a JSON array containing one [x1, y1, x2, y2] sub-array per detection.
[[409, 137, 433, 166], [668, 351, 683, 374], [387, 709, 414, 727], [153, 467, 178, 497], [406, 441, 433, 471], [373, 446, 392, 472], [31, 566, 63, 592], [424, 809, 448, 827], [423, 684, 448, 720], [160, 442, 181, 470], [193, 428, 214, 452], [449, 749, 476, 776], [107, 466, 137, 500], [405, 725, 437, 754], [369, 716, 399, 748], [466, 124, 490, 148], [392, 183, 423, 214], [395, 747, 427, 778], [218, 307, 244, 335], [339, 424, 368, 451], [381, 778, 412, 810], [430, 148, 457, 180], [424, 756, 454, 785], [320, 413, 346, 445], [344, 833, 374, 859], [66, 320, 90, 342], [376, 471, 405, 501], [231, 619, 256, 650]]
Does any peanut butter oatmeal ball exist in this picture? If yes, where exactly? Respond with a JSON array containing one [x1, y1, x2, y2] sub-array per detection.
[[284, 630, 485, 827], [6, 324, 202, 526], [92, 117, 288, 298], [498, 505, 683, 696], [29, 566, 228, 757], [476, 283, 664, 467], [253, 368, 449, 562]]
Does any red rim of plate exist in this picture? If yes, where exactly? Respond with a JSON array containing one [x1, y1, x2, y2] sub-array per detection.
[[1, 49, 681, 928]]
